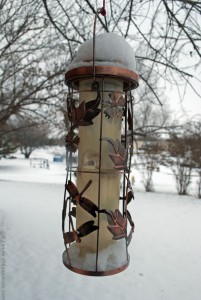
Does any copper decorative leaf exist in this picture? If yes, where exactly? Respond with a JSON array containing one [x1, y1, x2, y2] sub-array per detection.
[[63, 210, 81, 244], [85, 93, 101, 119], [127, 190, 134, 204], [79, 197, 98, 218], [63, 221, 98, 245], [104, 91, 125, 119], [70, 92, 100, 127], [99, 209, 127, 240], [63, 231, 77, 244], [126, 177, 133, 191], [71, 101, 87, 126], [65, 180, 98, 217], [72, 207, 76, 217], [103, 138, 128, 170], [69, 207, 76, 218], [120, 190, 134, 204], [65, 130, 80, 152], [65, 180, 79, 202], [77, 220, 98, 237]]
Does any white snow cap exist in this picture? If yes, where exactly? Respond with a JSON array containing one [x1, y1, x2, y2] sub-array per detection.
[[67, 33, 137, 72]]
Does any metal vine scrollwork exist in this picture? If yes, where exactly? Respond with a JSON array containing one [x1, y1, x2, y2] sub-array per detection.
[[63, 86, 136, 256], [65, 91, 101, 153], [63, 179, 99, 245]]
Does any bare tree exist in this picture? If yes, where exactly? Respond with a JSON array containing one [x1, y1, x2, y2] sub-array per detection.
[[42, 0, 201, 106], [13, 118, 50, 158], [134, 139, 162, 192], [0, 123, 18, 157], [0, 0, 66, 129], [132, 99, 172, 192], [185, 121, 201, 198], [163, 128, 197, 195]]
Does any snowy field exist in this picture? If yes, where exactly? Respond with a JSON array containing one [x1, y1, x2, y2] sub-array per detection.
[[0, 149, 201, 300]]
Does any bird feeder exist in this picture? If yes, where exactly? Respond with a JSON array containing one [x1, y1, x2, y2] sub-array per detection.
[[62, 9, 139, 276]]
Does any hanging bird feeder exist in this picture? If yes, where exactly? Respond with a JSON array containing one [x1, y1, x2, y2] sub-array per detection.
[[62, 6, 139, 276]]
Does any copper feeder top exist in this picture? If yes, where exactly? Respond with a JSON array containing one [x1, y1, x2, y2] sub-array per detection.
[[65, 65, 139, 91], [65, 33, 139, 91]]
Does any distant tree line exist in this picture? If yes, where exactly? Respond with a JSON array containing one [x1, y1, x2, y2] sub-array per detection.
[[134, 120, 201, 198]]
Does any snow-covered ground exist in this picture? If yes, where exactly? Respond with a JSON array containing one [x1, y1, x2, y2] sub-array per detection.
[[0, 148, 201, 300]]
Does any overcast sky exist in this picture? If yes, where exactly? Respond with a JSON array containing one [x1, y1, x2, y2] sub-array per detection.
[[168, 76, 201, 122]]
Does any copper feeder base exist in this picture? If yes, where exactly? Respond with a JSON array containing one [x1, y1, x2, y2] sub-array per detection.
[[62, 250, 129, 276]]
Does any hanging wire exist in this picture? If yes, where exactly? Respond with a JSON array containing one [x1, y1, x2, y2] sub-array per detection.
[[92, 2, 106, 83]]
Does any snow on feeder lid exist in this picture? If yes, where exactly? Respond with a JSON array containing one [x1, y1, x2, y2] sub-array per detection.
[[65, 33, 139, 90]]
